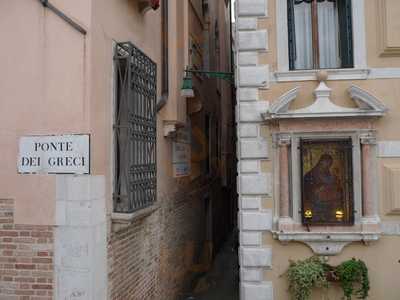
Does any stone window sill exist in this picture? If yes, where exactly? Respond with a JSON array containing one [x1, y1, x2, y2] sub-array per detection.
[[273, 229, 381, 256], [274, 68, 370, 82], [111, 203, 160, 232]]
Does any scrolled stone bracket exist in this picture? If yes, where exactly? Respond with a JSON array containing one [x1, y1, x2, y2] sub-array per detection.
[[273, 231, 381, 255]]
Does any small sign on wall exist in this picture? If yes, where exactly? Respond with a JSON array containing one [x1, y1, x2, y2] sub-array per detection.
[[18, 134, 90, 174], [172, 123, 191, 178]]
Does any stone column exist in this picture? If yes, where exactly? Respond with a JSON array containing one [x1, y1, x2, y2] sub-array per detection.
[[360, 133, 379, 224], [279, 135, 291, 219]]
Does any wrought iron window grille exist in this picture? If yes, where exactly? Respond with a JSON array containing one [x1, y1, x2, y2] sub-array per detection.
[[113, 42, 157, 213]]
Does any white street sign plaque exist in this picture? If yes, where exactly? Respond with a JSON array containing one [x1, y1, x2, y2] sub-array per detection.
[[18, 134, 90, 174]]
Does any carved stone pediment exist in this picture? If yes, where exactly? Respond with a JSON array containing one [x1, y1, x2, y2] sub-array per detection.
[[263, 76, 387, 120]]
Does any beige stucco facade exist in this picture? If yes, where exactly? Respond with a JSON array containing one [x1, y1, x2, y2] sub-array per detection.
[[235, 0, 400, 299]]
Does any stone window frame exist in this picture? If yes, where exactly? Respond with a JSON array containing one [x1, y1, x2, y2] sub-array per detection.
[[263, 77, 387, 255], [275, 0, 368, 81], [282, 131, 363, 225], [273, 130, 381, 255]]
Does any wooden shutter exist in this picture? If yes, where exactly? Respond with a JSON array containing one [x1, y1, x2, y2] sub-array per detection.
[[288, 0, 297, 70], [338, 0, 353, 68]]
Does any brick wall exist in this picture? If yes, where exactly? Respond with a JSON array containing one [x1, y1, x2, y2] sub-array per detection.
[[157, 189, 205, 300], [0, 199, 54, 300], [108, 210, 160, 300], [108, 184, 207, 300]]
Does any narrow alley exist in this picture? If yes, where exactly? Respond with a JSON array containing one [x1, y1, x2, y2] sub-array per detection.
[[184, 232, 239, 300]]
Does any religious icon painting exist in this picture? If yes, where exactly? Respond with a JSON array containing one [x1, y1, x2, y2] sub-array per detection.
[[300, 139, 354, 226]]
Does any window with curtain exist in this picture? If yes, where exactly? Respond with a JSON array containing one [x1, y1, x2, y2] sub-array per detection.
[[288, 0, 353, 70]]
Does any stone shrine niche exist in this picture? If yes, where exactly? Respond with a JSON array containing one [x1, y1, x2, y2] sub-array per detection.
[[263, 72, 388, 255]]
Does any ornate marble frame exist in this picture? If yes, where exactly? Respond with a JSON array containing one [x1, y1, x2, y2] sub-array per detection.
[[263, 75, 387, 255]]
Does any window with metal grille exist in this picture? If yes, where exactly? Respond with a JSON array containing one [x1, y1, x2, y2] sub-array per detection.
[[113, 42, 157, 213]]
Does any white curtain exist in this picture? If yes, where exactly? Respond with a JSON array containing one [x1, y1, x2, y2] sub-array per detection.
[[294, 2, 313, 70], [293, 0, 340, 69], [318, 1, 340, 68]]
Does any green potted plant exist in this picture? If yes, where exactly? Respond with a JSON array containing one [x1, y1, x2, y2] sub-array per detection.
[[286, 256, 329, 300], [285, 256, 370, 300], [335, 258, 370, 300]]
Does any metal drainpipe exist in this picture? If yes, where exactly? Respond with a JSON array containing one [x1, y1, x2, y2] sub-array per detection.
[[156, 0, 169, 112], [38, 0, 87, 35]]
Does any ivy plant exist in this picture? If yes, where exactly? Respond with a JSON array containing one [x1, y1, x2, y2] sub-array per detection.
[[335, 258, 370, 300], [286, 256, 329, 300], [285, 256, 370, 300]]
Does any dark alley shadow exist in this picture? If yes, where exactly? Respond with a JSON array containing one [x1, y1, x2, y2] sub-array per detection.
[[181, 231, 239, 300]]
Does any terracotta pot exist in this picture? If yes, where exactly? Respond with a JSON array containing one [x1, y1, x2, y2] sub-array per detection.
[[326, 270, 340, 282]]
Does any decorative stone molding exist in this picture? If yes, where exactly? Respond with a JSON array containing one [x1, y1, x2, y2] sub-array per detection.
[[360, 132, 377, 145], [239, 52, 259, 66], [239, 124, 259, 138], [240, 101, 269, 122], [236, 0, 272, 297], [274, 232, 380, 255], [240, 139, 269, 159], [241, 268, 264, 282], [240, 174, 272, 195], [266, 78, 386, 254], [382, 165, 400, 215], [272, 130, 382, 254], [241, 282, 273, 300], [278, 135, 290, 219], [378, 141, 400, 157], [111, 204, 160, 232], [277, 133, 291, 146], [238, 30, 269, 51], [240, 211, 272, 231], [237, 17, 258, 31], [240, 232, 263, 246], [240, 246, 272, 267], [377, 0, 400, 57], [237, 0, 268, 17], [239, 88, 259, 101], [381, 221, 400, 235], [274, 68, 400, 82], [241, 197, 262, 210], [263, 78, 387, 120], [360, 132, 379, 218], [274, 69, 370, 82], [348, 85, 388, 113], [239, 65, 269, 87], [241, 160, 260, 173]]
